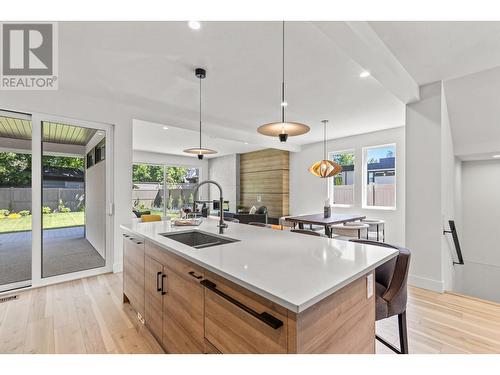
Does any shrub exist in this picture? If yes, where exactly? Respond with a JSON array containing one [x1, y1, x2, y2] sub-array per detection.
[[8, 213, 21, 219], [60, 207, 71, 213], [18, 210, 30, 216], [0, 209, 9, 217], [42, 206, 52, 214]]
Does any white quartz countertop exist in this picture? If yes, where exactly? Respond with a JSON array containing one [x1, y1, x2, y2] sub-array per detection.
[[120, 217, 398, 313]]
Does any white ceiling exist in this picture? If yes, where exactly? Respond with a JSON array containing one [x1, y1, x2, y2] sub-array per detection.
[[133, 119, 265, 158], [369, 21, 500, 85], [444, 66, 500, 160], [59, 21, 405, 155]]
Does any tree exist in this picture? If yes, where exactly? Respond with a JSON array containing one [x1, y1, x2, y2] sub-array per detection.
[[166, 167, 188, 184], [132, 164, 163, 183], [0, 152, 31, 186], [332, 153, 354, 166], [1, 153, 86, 187], [177, 194, 184, 209]]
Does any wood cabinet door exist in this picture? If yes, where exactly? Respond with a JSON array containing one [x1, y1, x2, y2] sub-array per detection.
[[123, 234, 145, 317], [144, 255, 164, 343], [162, 268, 204, 353], [203, 272, 288, 354]]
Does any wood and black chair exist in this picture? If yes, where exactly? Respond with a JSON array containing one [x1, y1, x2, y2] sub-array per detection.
[[291, 229, 327, 237], [350, 239, 411, 354]]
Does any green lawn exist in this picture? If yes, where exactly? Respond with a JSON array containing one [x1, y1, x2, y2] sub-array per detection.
[[0, 212, 85, 233]]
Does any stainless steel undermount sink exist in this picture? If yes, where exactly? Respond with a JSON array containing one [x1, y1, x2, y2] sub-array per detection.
[[160, 230, 239, 249]]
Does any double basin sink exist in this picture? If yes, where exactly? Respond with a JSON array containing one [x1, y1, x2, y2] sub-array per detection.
[[160, 230, 239, 249]]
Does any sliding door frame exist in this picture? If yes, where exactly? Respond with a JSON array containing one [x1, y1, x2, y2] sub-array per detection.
[[0, 108, 115, 292]]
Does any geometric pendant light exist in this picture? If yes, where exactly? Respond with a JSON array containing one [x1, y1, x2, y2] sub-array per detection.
[[308, 120, 342, 178], [183, 68, 218, 160], [257, 21, 310, 143]]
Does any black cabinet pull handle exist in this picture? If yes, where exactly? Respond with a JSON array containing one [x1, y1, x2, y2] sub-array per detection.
[[200, 279, 283, 330], [161, 274, 167, 295], [188, 271, 203, 279], [156, 271, 162, 292]]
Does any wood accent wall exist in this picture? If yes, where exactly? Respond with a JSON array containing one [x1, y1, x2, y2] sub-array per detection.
[[239, 149, 289, 218]]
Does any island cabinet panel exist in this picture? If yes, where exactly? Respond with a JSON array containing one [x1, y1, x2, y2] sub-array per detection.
[[289, 271, 376, 354], [145, 241, 205, 354], [144, 255, 164, 343], [203, 271, 288, 354], [123, 233, 145, 318], [162, 266, 205, 353]]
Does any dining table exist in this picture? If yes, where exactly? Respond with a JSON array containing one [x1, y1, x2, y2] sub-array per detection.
[[286, 213, 366, 238]]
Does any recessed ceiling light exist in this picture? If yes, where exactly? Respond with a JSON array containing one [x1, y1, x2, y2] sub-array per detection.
[[162, 126, 169, 130], [359, 71, 371, 78], [493, 154, 500, 158], [188, 21, 201, 30]]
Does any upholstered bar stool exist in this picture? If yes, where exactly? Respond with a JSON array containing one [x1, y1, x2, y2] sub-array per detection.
[[330, 222, 369, 239], [362, 218, 386, 242], [350, 239, 411, 354], [290, 229, 328, 237]]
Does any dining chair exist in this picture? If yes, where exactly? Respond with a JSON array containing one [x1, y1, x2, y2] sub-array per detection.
[[350, 239, 411, 354], [279, 216, 296, 230], [291, 229, 327, 237]]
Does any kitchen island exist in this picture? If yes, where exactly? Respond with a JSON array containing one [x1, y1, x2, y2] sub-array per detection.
[[121, 217, 397, 354]]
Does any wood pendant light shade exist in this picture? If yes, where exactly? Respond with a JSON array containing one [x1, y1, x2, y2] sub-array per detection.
[[308, 159, 342, 178]]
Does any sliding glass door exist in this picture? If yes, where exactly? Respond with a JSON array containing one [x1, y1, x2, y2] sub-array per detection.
[[41, 121, 107, 278], [0, 111, 33, 292], [0, 109, 113, 292]]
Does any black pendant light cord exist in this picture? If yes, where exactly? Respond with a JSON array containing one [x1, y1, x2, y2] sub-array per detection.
[[323, 120, 328, 160], [199, 75, 202, 149], [281, 20, 285, 124]]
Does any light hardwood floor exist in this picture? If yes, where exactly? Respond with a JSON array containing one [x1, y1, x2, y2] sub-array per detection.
[[0, 273, 163, 354], [1, 273, 499, 354]]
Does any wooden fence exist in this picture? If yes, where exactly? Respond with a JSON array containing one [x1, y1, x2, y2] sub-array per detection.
[[0, 188, 84, 212], [332, 184, 395, 207]]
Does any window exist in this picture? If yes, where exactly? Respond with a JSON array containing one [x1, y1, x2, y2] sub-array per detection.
[[329, 150, 355, 206], [132, 163, 165, 217], [363, 144, 396, 209], [132, 164, 200, 219]]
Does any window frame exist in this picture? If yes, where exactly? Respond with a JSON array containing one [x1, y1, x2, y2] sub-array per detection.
[[361, 143, 397, 211], [328, 149, 356, 208]]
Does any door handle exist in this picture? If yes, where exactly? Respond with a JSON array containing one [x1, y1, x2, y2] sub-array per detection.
[[156, 271, 162, 292], [161, 274, 167, 295], [188, 271, 203, 279], [200, 279, 283, 329]]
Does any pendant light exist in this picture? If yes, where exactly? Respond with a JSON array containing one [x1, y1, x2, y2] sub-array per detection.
[[257, 21, 310, 143], [308, 120, 342, 178], [183, 68, 217, 160]]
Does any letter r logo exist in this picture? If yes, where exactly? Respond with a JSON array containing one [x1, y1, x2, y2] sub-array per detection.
[[2, 24, 53, 75]]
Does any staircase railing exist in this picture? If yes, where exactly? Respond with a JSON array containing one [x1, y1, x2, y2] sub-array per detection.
[[443, 220, 464, 265]]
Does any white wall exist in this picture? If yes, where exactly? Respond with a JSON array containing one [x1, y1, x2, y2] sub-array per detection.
[[133, 150, 209, 200], [440, 87, 458, 291], [208, 154, 240, 212], [290, 126, 405, 246], [456, 160, 500, 302], [85, 160, 106, 257], [406, 82, 444, 291]]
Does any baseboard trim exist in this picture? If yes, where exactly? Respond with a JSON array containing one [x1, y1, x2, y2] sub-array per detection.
[[113, 262, 123, 273], [408, 274, 444, 292]]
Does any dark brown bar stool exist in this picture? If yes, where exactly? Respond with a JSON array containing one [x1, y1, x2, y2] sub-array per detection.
[[291, 229, 327, 237], [350, 239, 411, 354], [248, 222, 267, 227]]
